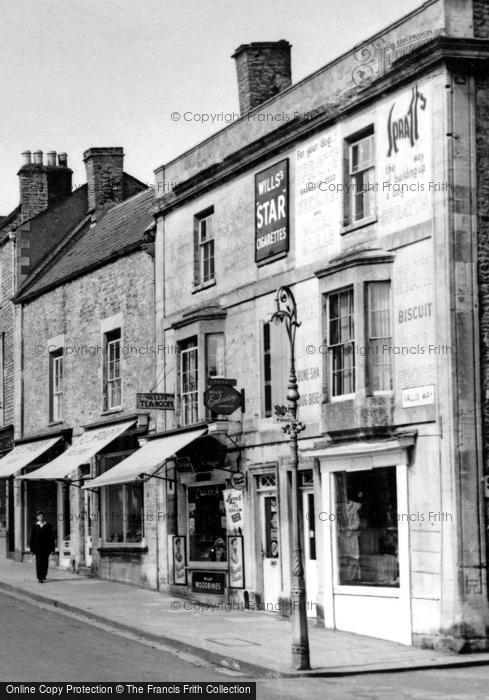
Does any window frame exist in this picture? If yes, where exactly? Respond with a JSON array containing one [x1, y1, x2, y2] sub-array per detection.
[[193, 207, 215, 290], [100, 451, 144, 546], [49, 348, 64, 423], [179, 337, 199, 427], [343, 127, 376, 229], [366, 281, 393, 396], [103, 328, 122, 411], [327, 287, 356, 400]]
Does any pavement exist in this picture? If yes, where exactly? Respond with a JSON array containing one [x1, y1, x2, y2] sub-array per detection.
[[1, 555, 489, 679]]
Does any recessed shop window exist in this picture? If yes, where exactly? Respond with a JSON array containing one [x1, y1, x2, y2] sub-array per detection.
[[188, 484, 227, 562], [104, 483, 143, 543], [344, 129, 375, 225], [335, 466, 399, 587], [24, 480, 58, 551], [103, 328, 122, 410], [49, 348, 63, 422], [367, 281, 392, 393], [179, 337, 198, 426], [328, 288, 355, 397], [194, 208, 215, 288]]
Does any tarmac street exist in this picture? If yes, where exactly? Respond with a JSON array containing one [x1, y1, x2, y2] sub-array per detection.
[[1, 591, 489, 699]]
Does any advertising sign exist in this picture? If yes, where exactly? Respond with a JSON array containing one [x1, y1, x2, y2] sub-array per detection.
[[228, 535, 245, 589], [172, 535, 187, 585], [203, 384, 242, 415], [255, 158, 289, 263], [223, 489, 244, 533], [192, 571, 226, 595], [136, 393, 175, 410]]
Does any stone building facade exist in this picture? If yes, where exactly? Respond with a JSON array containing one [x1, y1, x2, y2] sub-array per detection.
[[147, 0, 489, 650]]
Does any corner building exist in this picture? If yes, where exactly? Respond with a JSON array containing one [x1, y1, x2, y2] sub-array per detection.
[[152, 0, 489, 650]]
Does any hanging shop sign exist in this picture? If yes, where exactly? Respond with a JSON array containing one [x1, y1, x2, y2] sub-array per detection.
[[255, 158, 289, 263], [136, 393, 175, 410], [203, 384, 242, 415], [230, 471, 246, 490]]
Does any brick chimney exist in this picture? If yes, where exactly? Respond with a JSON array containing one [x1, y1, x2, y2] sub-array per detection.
[[18, 150, 72, 222], [232, 40, 292, 115], [83, 147, 124, 213]]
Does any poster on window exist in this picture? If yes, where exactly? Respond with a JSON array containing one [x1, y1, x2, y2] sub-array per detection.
[[172, 535, 187, 585], [228, 535, 245, 589], [255, 159, 289, 263], [223, 489, 244, 534]]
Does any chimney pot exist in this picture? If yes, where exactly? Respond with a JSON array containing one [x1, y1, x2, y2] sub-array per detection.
[[21, 151, 32, 166], [58, 152, 68, 167], [46, 151, 57, 166], [33, 150, 43, 165], [232, 40, 292, 115]]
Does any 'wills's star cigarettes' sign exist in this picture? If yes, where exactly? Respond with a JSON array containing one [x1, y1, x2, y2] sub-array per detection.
[[255, 158, 289, 263]]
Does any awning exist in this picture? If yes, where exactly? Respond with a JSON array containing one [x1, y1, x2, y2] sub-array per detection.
[[0, 437, 62, 478], [21, 420, 136, 481], [83, 427, 207, 488]]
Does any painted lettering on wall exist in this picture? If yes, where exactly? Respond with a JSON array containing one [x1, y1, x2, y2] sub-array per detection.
[[255, 159, 289, 262], [387, 85, 427, 157], [398, 302, 432, 324]]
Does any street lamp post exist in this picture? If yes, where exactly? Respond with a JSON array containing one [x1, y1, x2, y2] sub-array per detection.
[[271, 285, 310, 671]]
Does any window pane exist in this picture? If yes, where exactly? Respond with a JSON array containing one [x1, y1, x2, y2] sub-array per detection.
[[329, 289, 355, 396], [126, 484, 143, 543], [188, 484, 227, 562], [106, 485, 124, 542], [206, 334, 224, 379], [335, 467, 399, 587], [368, 282, 392, 392]]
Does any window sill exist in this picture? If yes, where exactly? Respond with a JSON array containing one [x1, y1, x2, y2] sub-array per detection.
[[187, 562, 228, 570], [341, 215, 377, 235], [100, 408, 123, 416], [192, 279, 216, 294], [330, 393, 355, 403], [48, 420, 64, 427], [98, 544, 148, 555], [333, 584, 400, 597]]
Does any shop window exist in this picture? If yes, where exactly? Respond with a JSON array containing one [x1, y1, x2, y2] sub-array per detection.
[[104, 328, 122, 410], [194, 208, 215, 287], [262, 321, 287, 417], [188, 484, 227, 562], [104, 483, 143, 543], [345, 130, 375, 225], [62, 482, 71, 540], [335, 466, 399, 587], [49, 348, 63, 422], [367, 282, 392, 393], [328, 288, 355, 397], [180, 337, 198, 426]]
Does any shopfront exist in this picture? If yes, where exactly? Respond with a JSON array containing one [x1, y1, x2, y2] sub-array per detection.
[[303, 434, 415, 644], [21, 419, 138, 570]]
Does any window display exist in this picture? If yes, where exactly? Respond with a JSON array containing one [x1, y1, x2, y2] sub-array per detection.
[[188, 484, 227, 562], [335, 467, 399, 587]]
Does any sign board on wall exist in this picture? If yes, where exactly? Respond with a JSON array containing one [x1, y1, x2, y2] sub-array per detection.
[[136, 393, 174, 410], [192, 571, 225, 595], [255, 159, 289, 263]]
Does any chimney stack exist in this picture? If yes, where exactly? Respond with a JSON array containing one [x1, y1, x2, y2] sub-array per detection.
[[83, 147, 124, 213], [18, 149, 72, 222], [232, 40, 292, 115]]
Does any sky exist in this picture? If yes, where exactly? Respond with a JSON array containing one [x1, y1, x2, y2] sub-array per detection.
[[0, 0, 423, 213]]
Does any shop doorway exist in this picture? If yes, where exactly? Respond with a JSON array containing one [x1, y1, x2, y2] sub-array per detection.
[[257, 474, 281, 610], [302, 488, 318, 618]]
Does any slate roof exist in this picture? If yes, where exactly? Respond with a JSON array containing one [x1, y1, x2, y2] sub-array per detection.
[[16, 188, 154, 302]]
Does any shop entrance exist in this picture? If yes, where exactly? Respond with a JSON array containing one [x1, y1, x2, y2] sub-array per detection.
[[302, 488, 318, 618], [257, 474, 281, 610]]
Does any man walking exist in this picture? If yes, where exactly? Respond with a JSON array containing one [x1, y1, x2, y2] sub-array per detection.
[[29, 511, 55, 583]]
